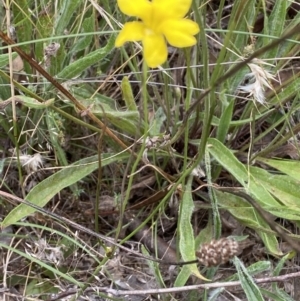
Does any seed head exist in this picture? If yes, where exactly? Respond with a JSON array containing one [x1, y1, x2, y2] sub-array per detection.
[[238, 59, 276, 104], [195, 238, 239, 267]]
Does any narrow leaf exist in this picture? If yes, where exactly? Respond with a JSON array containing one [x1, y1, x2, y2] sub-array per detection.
[[121, 76, 138, 111], [234, 257, 265, 301], [216, 99, 234, 143], [2, 153, 128, 228], [72, 16, 94, 53], [207, 138, 279, 206], [179, 176, 209, 281], [0, 52, 18, 68], [54, 0, 82, 35], [57, 35, 115, 80], [215, 190, 282, 256], [250, 166, 300, 209], [16, 96, 54, 109], [257, 157, 300, 182]]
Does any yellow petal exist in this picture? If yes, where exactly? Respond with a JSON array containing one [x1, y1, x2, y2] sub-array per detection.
[[115, 22, 145, 47], [162, 19, 199, 47], [152, 0, 192, 18], [142, 33, 167, 68], [117, 0, 152, 21]]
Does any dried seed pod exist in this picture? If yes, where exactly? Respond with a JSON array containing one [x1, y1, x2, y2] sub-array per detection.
[[44, 42, 60, 67], [195, 238, 239, 267]]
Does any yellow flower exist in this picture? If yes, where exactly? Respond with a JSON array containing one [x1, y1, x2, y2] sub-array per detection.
[[115, 0, 200, 68]]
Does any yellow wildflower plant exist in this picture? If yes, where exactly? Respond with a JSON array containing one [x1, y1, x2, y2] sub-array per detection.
[[115, 0, 200, 68]]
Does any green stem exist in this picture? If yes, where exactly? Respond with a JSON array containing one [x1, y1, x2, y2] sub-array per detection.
[[142, 60, 149, 132]]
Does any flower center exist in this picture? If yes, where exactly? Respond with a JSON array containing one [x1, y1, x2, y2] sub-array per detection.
[[142, 5, 164, 34], [144, 28, 155, 36]]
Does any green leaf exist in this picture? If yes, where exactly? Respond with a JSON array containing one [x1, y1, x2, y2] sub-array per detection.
[[149, 107, 166, 136], [12, 0, 32, 73], [179, 176, 195, 261], [270, 77, 300, 105], [249, 166, 300, 209], [257, 157, 300, 182], [174, 265, 199, 287], [0, 159, 4, 174], [179, 176, 209, 281], [44, 112, 70, 189], [215, 190, 282, 256], [263, 0, 286, 59], [260, 288, 292, 301], [1, 152, 129, 228], [267, 207, 300, 220], [86, 105, 140, 135], [17, 96, 54, 109], [216, 99, 234, 143], [0, 76, 11, 100], [194, 219, 213, 250], [100, 111, 140, 135], [273, 253, 291, 277], [54, 0, 82, 36], [188, 109, 271, 128], [0, 52, 18, 68], [72, 16, 94, 54], [25, 279, 57, 296], [63, 89, 141, 135], [121, 76, 138, 111], [70, 86, 116, 108], [35, 10, 55, 62], [207, 139, 286, 255], [141, 245, 165, 289], [224, 0, 256, 63], [207, 138, 279, 206], [226, 261, 272, 281], [57, 35, 115, 80], [234, 257, 265, 301]]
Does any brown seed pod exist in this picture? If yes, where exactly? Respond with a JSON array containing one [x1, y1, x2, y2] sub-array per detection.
[[195, 238, 240, 267]]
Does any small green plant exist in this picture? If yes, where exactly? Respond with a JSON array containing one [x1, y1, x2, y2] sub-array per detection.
[[1, 0, 300, 300]]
